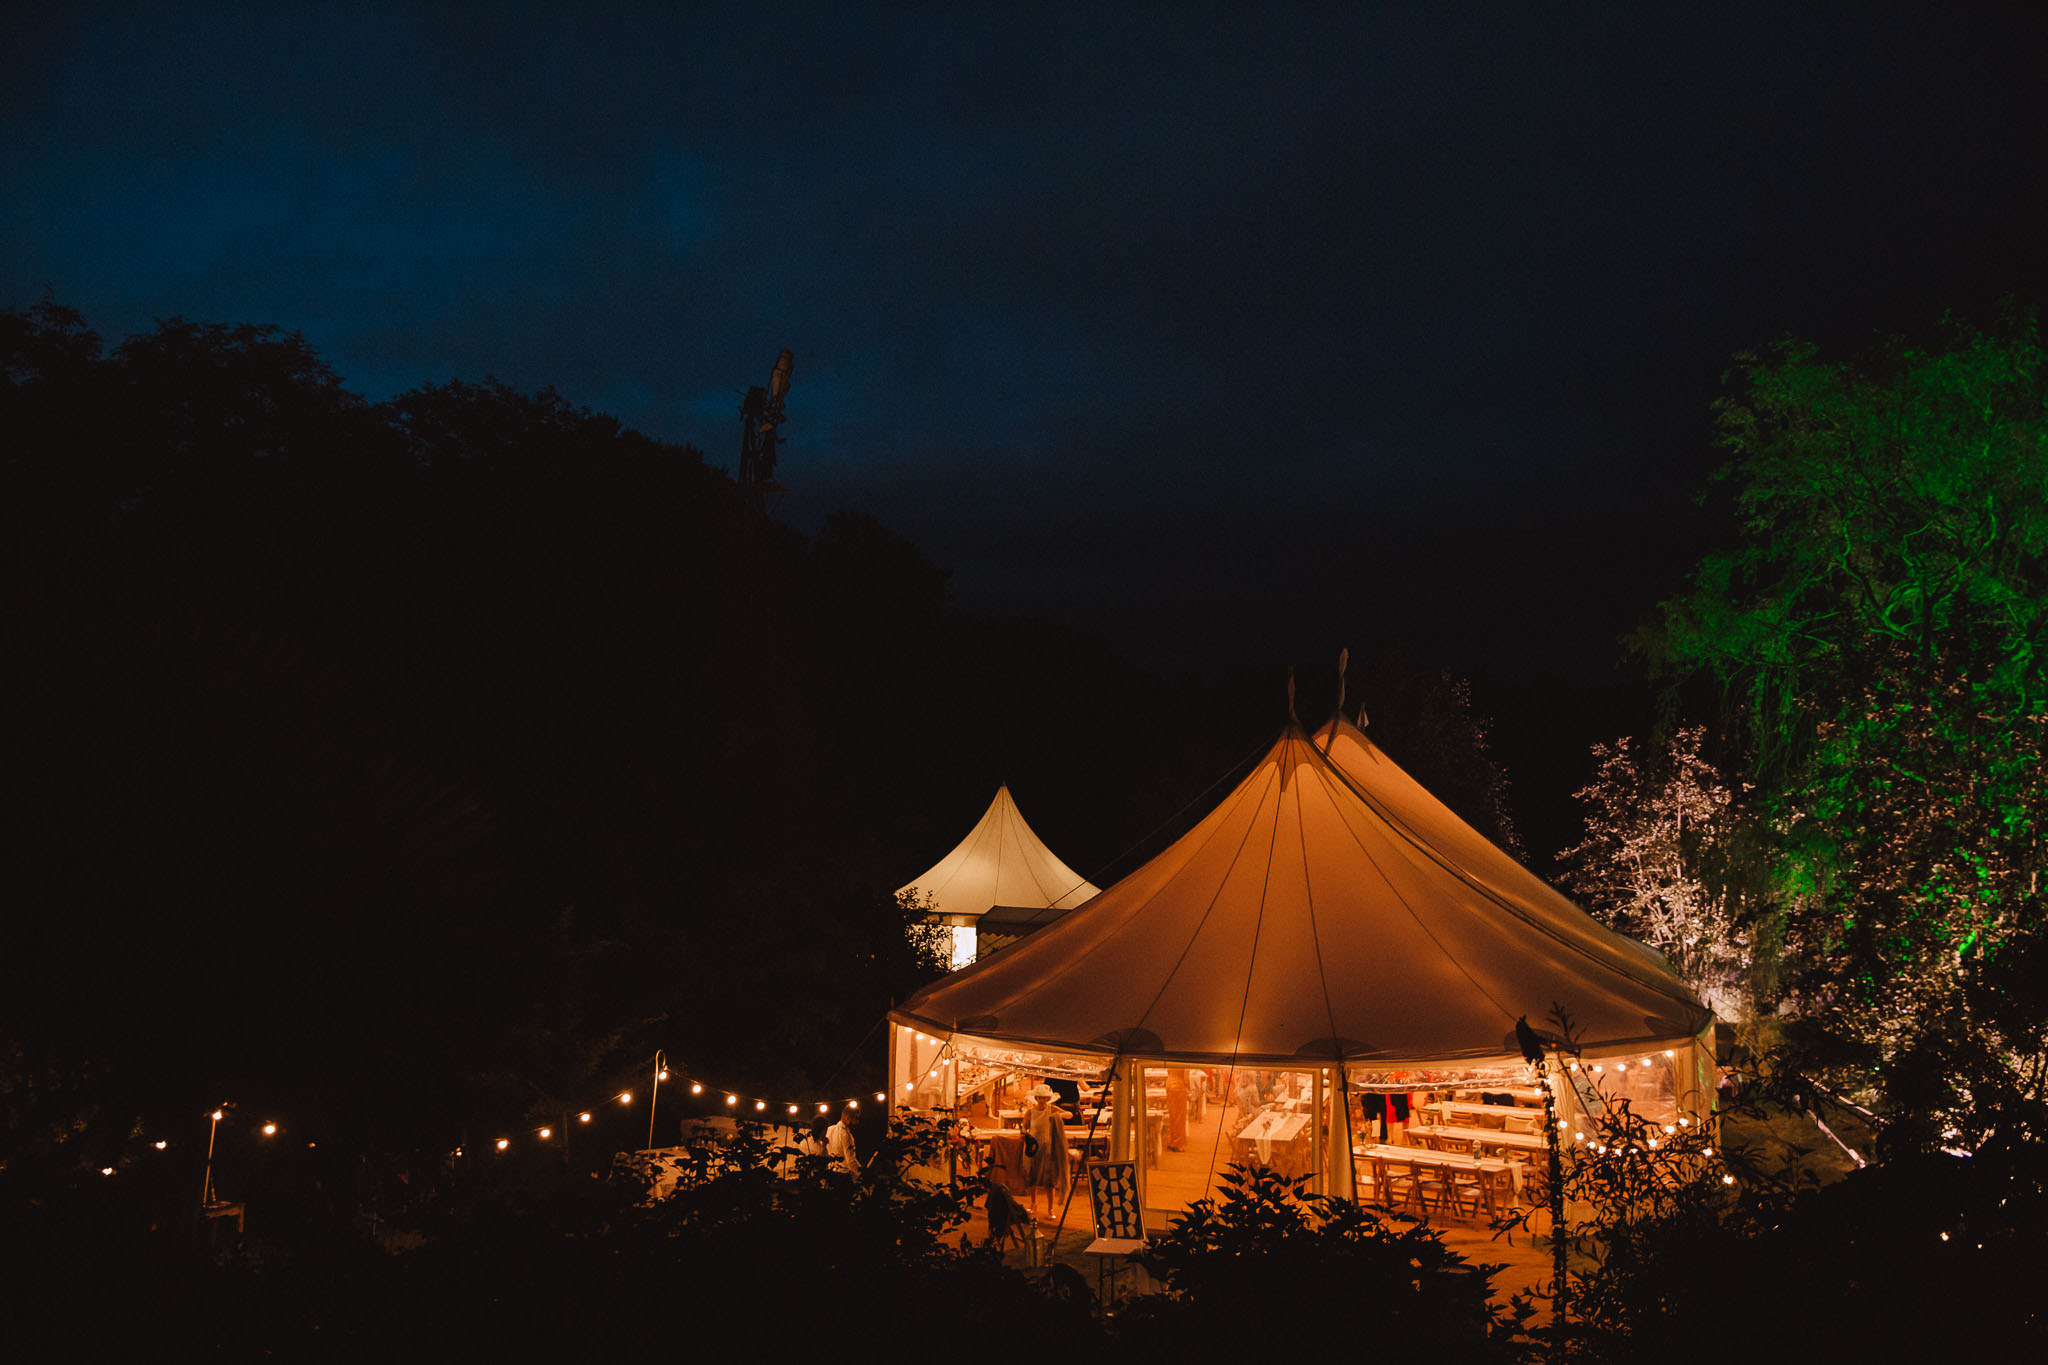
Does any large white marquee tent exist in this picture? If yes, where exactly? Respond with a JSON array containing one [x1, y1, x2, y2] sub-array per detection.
[[889, 713, 1714, 1221]]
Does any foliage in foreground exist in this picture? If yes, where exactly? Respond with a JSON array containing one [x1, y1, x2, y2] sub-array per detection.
[[1120, 1163, 1532, 1357], [1553, 1138, 2048, 1360], [1510, 1016, 2048, 1359]]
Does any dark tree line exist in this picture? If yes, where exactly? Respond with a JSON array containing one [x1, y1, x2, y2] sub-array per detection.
[[1, 302, 1520, 1208]]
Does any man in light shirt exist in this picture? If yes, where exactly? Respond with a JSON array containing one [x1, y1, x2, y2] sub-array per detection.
[[825, 1104, 861, 1176]]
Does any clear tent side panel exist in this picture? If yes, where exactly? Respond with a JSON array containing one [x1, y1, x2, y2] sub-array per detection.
[[890, 1024, 953, 1114], [1546, 1033, 1719, 1168], [1136, 1064, 1334, 1226], [1340, 1060, 1554, 1206]]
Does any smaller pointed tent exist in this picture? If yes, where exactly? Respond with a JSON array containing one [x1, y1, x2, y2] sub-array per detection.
[[898, 786, 1100, 967]]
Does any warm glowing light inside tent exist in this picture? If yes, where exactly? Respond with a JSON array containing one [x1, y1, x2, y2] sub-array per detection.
[[949, 925, 976, 970]]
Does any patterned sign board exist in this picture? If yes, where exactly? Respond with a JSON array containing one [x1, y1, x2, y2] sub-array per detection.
[[1088, 1160, 1142, 1240]]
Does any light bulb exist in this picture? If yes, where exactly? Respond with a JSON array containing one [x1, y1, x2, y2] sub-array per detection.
[[496, 1138, 509, 1151], [658, 1070, 669, 1081], [619, 1092, 632, 1105], [101, 1166, 114, 1176], [726, 1095, 738, 1106], [211, 1110, 224, 1121], [262, 1123, 277, 1136], [153, 1141, 167, 1151], [579, 1112, 592, 1123], [754, 1100, 766, 1111], [539, 1128, 552, 1140], [691, 1083, 703, 1095]]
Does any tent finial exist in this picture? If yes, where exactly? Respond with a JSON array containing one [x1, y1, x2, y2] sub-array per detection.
[[1335, 647, 1349, 717], [1286, 668, 1297, 724]]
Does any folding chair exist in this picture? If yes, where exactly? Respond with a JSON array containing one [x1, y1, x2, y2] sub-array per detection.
[[984, 1182, 1039, 1266]]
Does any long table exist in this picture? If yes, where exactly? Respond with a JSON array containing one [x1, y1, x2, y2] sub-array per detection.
[[1355, 1143, 1520, 1219], [1417, 1099, 1541, 1128], [1406, 1123, 1548, 1155], [1451, 1086, 1545, 1106], [1236, 1110, 1311, 1175]]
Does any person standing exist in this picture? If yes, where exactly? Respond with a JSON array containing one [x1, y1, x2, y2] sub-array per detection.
[[825, 1104, 861, 1176], [1021, 1083, 1069, 1215], [799, 1115, 829, 1159], [1165, 1069, 1189, 1151]]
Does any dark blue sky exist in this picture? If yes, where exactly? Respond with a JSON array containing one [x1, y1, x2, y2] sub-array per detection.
[[7, 5, 2045, 680]]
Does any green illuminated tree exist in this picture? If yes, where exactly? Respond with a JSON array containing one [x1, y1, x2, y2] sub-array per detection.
[[1653, 311, 2048, 1153]]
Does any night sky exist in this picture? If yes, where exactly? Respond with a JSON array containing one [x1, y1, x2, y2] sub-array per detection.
[[8, 5, 2046, 686]]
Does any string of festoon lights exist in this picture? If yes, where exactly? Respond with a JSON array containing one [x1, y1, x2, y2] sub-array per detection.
[[452, 1044, 930, 1157], [85, 1044, 913, 1178], [470, 1047, 897, 1157], [80, 1102, 318, 1211]]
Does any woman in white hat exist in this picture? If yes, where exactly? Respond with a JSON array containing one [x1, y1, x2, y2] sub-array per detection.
[[1021, 1082, 1069, 1214]]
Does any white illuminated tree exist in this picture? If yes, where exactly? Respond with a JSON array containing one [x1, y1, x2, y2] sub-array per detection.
[[1560, 725, 1749, 1019]]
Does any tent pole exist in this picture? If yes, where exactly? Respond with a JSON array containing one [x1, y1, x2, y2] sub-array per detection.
[[1333, 1061, 1356, 1200]]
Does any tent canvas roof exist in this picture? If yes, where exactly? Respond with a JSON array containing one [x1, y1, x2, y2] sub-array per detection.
[[896, 785, 1099, 921], [893, 718, 1710, 1067]]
